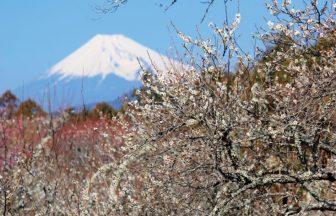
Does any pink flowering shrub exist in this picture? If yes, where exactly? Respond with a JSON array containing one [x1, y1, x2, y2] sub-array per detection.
[[1, 1, 336, 215]]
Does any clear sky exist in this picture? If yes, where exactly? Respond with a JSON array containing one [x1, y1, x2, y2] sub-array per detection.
[[0, 0, 269, 93]]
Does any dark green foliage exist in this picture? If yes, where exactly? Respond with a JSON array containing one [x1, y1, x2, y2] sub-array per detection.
[[91, 102, 117, 119], [0, 90, 19, 119], [16, 99, 45, 118]]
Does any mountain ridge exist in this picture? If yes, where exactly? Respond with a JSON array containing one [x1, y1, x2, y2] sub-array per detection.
[[48, 34, 174, 81], [14, 34, 177, 110]]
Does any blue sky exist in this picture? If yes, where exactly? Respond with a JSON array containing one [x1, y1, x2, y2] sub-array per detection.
[[0, 0, 269, 93]]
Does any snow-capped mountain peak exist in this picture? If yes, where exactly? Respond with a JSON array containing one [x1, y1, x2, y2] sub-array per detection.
[[49, 34, 173, 81]]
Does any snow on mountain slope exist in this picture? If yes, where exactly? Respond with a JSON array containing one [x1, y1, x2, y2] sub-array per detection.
[[17, 34, 181, 110], [49, 34, 175, 81]]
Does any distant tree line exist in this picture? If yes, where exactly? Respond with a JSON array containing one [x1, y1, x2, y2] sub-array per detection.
[[0, 91, 45, 119], [0, 90, 120, 120]]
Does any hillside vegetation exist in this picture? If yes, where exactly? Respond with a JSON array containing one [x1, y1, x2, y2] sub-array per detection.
[[1, 0, 336, 215]]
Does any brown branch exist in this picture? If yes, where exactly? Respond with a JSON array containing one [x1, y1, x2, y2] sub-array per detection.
[[210, 172, 336, 215]]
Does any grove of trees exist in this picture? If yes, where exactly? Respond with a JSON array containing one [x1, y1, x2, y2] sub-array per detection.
[[1, 0, 336, 215]]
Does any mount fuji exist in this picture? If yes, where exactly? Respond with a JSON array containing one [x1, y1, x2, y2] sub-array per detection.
[[17, 34, 178, 110]]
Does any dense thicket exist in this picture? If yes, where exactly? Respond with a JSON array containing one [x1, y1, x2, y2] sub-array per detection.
[[101, 1, 336, 215], [1, 0, 336, 215]]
